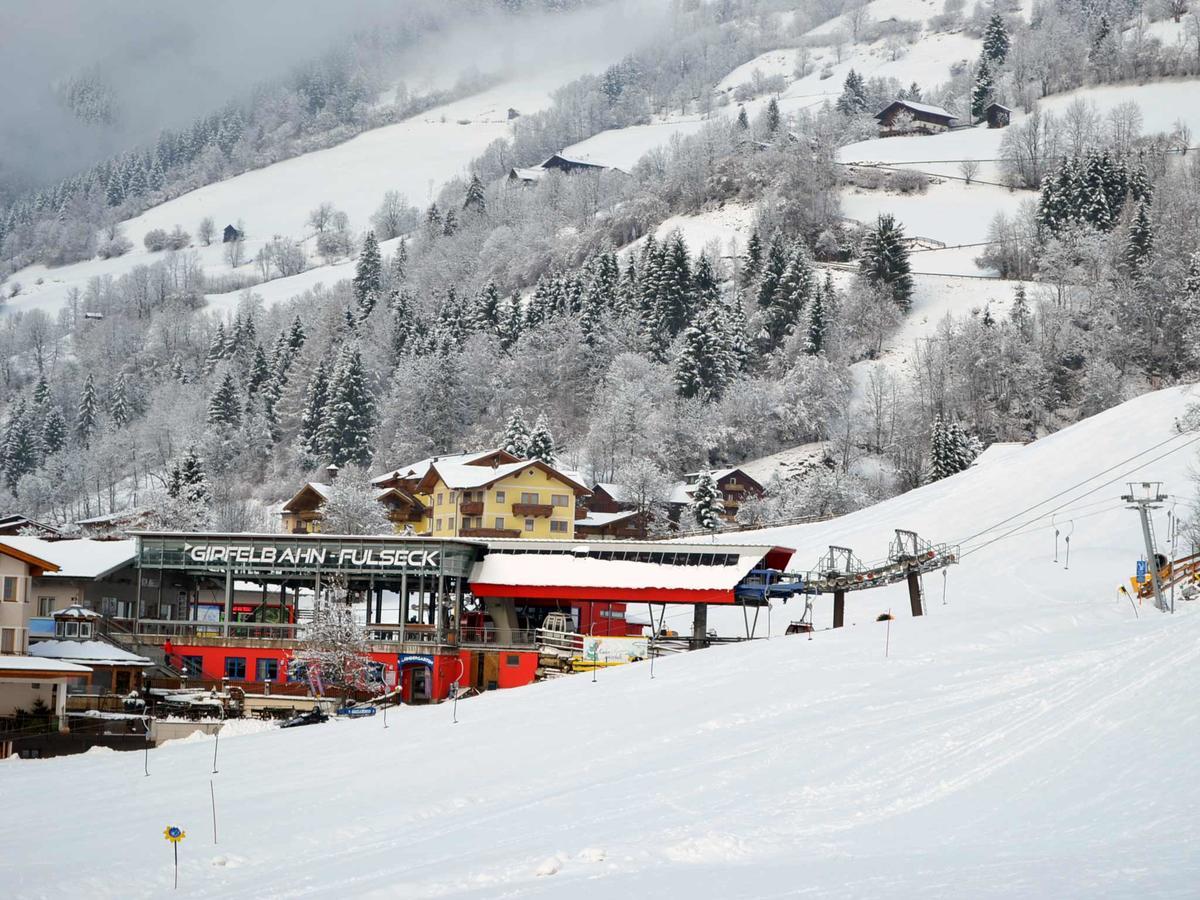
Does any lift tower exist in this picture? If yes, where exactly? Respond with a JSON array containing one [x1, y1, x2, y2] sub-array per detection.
[[1122, 482, 1170, 613]]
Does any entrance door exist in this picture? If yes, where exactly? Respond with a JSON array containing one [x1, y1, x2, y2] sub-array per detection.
[[412, 668, 431, 702], [482, 652, 499, 691]]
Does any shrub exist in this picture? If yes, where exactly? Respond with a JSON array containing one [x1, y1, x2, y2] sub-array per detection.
[[143, 228, 168, 252]]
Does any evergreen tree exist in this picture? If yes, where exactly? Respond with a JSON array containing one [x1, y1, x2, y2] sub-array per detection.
[[299, 359, 331, 459], [675, 307, 729, 400], [424, 203, 443, 237], [659, 231, 695, 335], [42, 407, 67, 455], [764, 245, 814, 348], [929, 416, 953, 481], [526, 414, 556, 465], [478, 280, 502, 330], [736, 106, 750, 130], [319, 346, 375, 467], [178, 446, 211, 506], [32, 376, 51, 409], [690, 473, 725, 531], [765, 97, 781, 134], [203, 322, 227, 375], [983, 13, 1010, 64], [805, 285, 828, 355], [287, 316, 307, 352], [77, 374, 99, 445], [971, 55, 994, 122], [836, 69, 868, 115], [501, 408, 531, 457], [1010, 283, 1032, 337], [1124, 201, 1154, 276], [3, 401, 38, 491], [109, 375, 130, 427], [353, 231, 383, 318], [246, 343, 272, 395], [442, 208, 458, 237], [756, 233, 787, 309], [741, 231, 763, 287], [860, 214, 914, 311], [391, 238, 408, 283], [207, 372, 243, 428], [463, 174, 486, 214]]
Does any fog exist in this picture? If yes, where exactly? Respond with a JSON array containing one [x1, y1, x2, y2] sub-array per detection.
[[0, 0, 671, 200]]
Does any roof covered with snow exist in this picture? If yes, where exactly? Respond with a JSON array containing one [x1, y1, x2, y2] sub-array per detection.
[[29, 640, 153, 666], [576, 510, 639, 528], [593, 483, 631, 502], [0, 537, 136, 580], [876, 99, 956, 121], [371, 449, 511, 486], [421, 459, 590, 495], [0, 655, 92, 675]]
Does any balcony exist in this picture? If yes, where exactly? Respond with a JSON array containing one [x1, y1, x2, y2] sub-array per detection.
[[512, 503, 553, 517], [461, 527, 522, 538], [460, 501, 484, 516]]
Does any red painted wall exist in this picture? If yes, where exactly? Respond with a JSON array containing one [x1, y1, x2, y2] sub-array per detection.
[[495, 650, 539, 688]]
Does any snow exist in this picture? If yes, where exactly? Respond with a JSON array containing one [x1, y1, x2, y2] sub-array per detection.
[[0, 538, 136, 580], [29, 640, 152, 666], [563, 118, 716, 172], [575, 510, 637, 528], [5, 384, 1200, 898], [470, 546, 774, 592], [1038, 77, 1200, 136], [841, 179, 1028, 248], [0, 655, 91, 674]]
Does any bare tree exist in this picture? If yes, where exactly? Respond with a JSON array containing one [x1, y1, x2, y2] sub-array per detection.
[[198, 217, 215, 246], [307, 202, 338, 236], [959, 158, 981, 184]]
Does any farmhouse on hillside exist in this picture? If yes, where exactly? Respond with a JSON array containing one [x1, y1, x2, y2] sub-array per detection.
[[875, 99, 957, 136]]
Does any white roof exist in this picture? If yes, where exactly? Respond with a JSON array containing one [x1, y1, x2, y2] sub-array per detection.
[[595, 483, 630, 502], [577, 510, 638, 528], [54, 605, 101, 620], [511, 166, 545, 181], [881, 99, 955, 120], [0, 655, 91, 675], [431, 460, 531, 489], [371, 450, 502, 486], [471, 547, 771, 592], [30, 640, 153, 666], [75, 508, 150, 526], [0, 537, 136, 579]]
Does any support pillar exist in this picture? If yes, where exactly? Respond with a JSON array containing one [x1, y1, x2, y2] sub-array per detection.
[[907, 571, 923, 618], [55, 682, 68, 733], [401, 570, 409, 627], [223, 566, 233, 637], [833, 590, 845, 629], [692, 604, 708, 648]]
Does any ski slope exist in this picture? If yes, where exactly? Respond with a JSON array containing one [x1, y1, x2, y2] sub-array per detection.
[[5, 387, 1200, 898]]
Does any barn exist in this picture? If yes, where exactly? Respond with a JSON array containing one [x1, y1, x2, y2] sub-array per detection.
[[875, 99, 957, 136]]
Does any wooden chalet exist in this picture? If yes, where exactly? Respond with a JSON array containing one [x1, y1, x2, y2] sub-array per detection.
[[875, 99, 957, 136], [668, 468, 765, 525], [985, 102, 1011, 128], [0, 514, 62, 537]]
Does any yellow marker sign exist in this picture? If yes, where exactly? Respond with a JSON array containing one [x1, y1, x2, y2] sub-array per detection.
[[164, 826, 186, 843]]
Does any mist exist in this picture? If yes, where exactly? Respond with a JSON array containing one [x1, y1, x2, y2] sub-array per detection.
[[0, 0, 671, 200]]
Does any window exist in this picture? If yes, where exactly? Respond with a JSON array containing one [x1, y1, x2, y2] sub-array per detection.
[[550, 519, 568, 533], [437, 493, 443, 506], [448, 516, 456, 531], [37, 597, 54, 617], [1, 628, 14, 653], [505, 654, 521, 667], [495, 517, 505, 530], [520, 492, 539, 504], [435, 518, 442, 531], [256, 658, 279, 682], [64, 621, 79, 638], [1, 577, 16, 602], [524, 518, 535, 532], [551, 494, 569, 507], [224, 657, 247, 680], [79, 622, 93, 638], [181, 656, 203, 678], [495, 490, 505, 504]]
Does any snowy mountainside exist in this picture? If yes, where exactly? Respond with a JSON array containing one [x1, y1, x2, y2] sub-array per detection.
[[4, 388, 1200, 898]]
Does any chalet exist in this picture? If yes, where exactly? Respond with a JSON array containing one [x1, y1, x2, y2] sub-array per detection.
[[575, 509, 649, 541], [222, 224, 242, 243], [280, 466, 426, 535], [415, 459, 590, 540], [875, 99, 956, 136], [1, 540, 61, 656], [585, 483, 633, 514], [371, 449, 520, 495], [985, 102, 1011, 128], [0, 514, 62, 537], [507, 152, 624, 185], [75, 507, 156, 537], [668, 468, 765, 526]]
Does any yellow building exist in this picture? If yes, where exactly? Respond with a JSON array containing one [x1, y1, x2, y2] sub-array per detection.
[[414, 459, 589, 540]]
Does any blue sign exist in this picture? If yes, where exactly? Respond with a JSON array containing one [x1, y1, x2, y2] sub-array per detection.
[[336, 706, 377, 717], [1136, 559, 1147, 582], [397, 654, 434, 668]]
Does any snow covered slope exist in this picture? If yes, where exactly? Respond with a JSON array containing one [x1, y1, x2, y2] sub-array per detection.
[[5, 388, 1200, 898]]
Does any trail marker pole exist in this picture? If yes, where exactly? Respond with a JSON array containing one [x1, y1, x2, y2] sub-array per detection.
[[210, 780, 218, 844], [163, 826, 185, 889], [211, 728, 219, 774], [144, 743, 150, 777], [649, 639, 655, 680], [884, 609, 892, 658]]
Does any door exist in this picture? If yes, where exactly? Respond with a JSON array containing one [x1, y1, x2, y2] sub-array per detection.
[[482, 652, 499, 691]]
